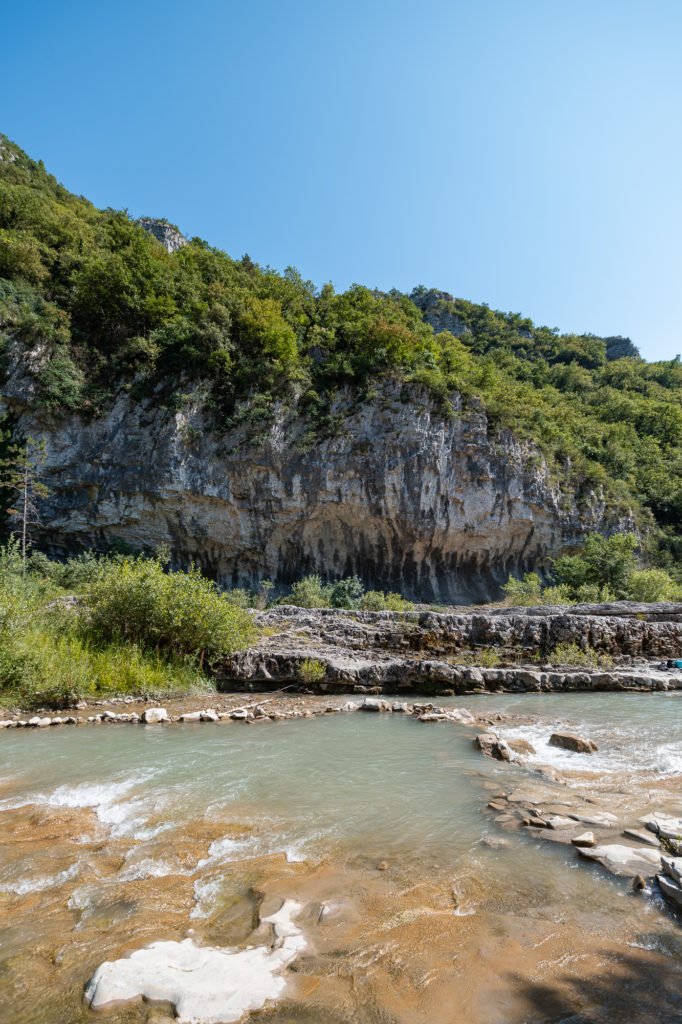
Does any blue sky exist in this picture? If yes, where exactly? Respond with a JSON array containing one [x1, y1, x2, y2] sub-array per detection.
[[2, 0, 681, 360]]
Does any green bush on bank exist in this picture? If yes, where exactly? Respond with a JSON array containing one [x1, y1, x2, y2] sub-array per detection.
[[284, 573, 415, 611], [84, 557, 256, 660], [502, 533, 681, 606], [0, 544, 257, 709]]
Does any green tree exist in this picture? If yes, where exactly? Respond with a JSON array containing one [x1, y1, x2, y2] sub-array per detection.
[[552, 534, 639, 600], [2, 436, 48, 577]]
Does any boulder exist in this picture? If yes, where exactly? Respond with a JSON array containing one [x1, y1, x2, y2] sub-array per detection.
[[642, 813, 682, 847], [448, 708, 476, 725], [545, 815, 578, 830], [568, 811, 615, 827], [85, 899, 306, 1021], [475, 733, 511, 762], [141, 707, 168, 724], [179, 711, 202, 722], [623, 828, 660, 848], [661, 855, 682, 887], [360, 698, 391, 712], [549, 732, 598, 754], [200, 709, 219, 722]]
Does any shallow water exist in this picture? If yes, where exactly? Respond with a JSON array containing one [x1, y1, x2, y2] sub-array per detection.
[[1, 695, 682, 1023]]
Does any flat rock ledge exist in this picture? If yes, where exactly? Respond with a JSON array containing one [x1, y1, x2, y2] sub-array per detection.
[[84, 898, 306, 1023], [219, 605, 682, 695]]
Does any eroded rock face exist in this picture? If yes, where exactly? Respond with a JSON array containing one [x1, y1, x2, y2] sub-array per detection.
[[1, 373, 620, 603]]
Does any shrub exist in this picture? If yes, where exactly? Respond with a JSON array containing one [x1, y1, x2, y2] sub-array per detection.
[[571, 583, 616, 603], [253, 579, 274, 610], [553, 534, 639, 600], [83, 557, 256, 661], [626, 568, 680, 603], [539, 584, 574, 605], [223, 587, 253, 608], [329, 575, 364, 609], [501, 572, 544, 605], [360, 590, 415, 611], [547, 641, 614, 668], [287, 574, 332, 608], [26, 548, 103, 589], [297, 657, 326, 685]]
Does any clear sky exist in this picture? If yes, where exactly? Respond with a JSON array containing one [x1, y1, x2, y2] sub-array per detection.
[[2, 0, 681, 360]]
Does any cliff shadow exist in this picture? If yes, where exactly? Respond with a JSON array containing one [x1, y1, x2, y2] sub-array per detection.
[[510, 942, 682, 1023]]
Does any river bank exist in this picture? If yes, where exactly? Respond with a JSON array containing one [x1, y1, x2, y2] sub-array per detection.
[[220, 602, 682, 695]]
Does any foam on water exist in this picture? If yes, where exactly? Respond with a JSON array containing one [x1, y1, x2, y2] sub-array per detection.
[[4, 862, 80, 896], [497, 719, 682, 781], [118, 856, 192, 881]]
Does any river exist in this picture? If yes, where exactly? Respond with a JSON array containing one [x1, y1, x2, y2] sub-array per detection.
[[1, 693, 681, 1022]]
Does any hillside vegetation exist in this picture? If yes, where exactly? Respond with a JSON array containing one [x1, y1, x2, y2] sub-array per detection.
[[1, 135, 681, 578]]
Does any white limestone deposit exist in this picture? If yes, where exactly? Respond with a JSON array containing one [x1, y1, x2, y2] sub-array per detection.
[[84, 899, 306, 1022]]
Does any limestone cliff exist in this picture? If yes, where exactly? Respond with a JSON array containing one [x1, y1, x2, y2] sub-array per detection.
[[1, 351, 624, 601]]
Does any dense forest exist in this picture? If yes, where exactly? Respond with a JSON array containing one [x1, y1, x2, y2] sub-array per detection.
[[1, 134, 681, 579]]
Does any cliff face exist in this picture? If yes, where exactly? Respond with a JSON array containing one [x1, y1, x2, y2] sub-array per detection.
[[2, 356, 619, 601]]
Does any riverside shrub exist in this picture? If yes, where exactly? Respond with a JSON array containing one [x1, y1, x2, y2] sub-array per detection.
[[84, 557, 256, 660], [360, 590, 414, 611]]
